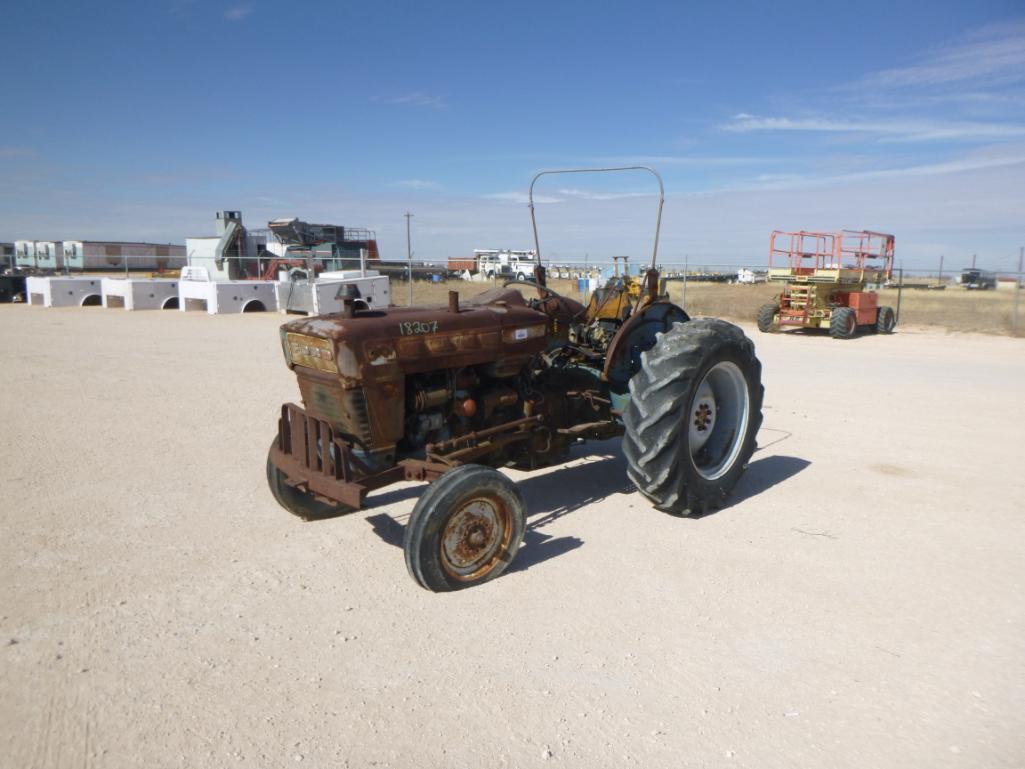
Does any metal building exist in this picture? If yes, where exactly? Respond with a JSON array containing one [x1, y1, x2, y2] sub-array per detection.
[[61, 241, 186, 271], [15, 240, 62, 270]]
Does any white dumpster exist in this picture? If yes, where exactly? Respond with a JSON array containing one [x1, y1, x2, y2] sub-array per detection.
[[101, 278, 181, 310], [25, 276, 103, 307], [177, 267, 278, 314], [275, 270, 390, 315]]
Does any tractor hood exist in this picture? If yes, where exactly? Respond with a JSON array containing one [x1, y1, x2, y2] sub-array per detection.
[[280, 288, 550, 385]]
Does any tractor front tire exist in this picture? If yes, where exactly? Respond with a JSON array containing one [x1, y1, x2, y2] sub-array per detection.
[[404, 465, 526, 592], [623, 319, 763, 516], [756, 303, 779, 333], [829, 307, 857, 339], [266, 440, 355, 520], [876, 305, 896, 333]]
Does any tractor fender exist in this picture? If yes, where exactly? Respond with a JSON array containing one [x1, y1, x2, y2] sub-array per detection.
[[602, 300, 690, 394]]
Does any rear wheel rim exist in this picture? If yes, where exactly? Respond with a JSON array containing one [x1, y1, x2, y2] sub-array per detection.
[[440, 495, 514, 581], [688, 361, 751, 481]]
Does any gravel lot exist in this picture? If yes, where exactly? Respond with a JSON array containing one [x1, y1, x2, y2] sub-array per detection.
[[1, 304, 1023, 768]]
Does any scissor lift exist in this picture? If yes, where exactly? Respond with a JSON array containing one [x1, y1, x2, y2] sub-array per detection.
[[757, 230, 897, 339]]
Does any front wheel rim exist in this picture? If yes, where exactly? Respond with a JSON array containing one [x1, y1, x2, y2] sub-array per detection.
[[688, 361, 751, 481], [440, 496, 513, 581]]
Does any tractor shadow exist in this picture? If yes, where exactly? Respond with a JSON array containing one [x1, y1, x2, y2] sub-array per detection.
[[362, 441, 810, 572], [729, 454, 811, 506], [363, 438, 633, 573]]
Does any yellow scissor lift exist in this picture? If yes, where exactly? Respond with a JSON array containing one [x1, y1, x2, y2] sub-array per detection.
[[757, 230, 897, 339]]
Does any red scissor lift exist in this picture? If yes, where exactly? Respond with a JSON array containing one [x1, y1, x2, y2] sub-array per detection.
[[757, 230, 897, 339]]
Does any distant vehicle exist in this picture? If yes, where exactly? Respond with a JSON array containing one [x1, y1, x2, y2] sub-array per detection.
[[735, 268, 767, 284], [447, 249, 537, 279], [757, 229, 897, 339], [959, 268, 997, 290]]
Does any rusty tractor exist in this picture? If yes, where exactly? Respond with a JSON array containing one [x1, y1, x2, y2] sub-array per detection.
[[267, 167, 765, 591], [757, 230, 897, 339]]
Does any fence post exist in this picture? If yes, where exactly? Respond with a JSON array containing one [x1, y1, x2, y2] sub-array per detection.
[[682, 254, 688, 307], [1014, 246, 1023, 335], [895, 267, 904, 325]]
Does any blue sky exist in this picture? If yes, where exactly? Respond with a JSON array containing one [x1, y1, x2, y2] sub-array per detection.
[[2, 0, 1024, 269]]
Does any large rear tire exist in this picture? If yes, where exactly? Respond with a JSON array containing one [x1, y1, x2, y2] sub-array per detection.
[[756, 303, 778, 333], [622, 319, 763, 516], [266, 440, 355, 520], [829, 307, 857, 339], [404, 465, 526, 592], [876, 305, 896, 333]]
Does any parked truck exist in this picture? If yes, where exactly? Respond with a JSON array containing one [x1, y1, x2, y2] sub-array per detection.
[[959, 268, 997, 290], [448, 249, 537, 279]]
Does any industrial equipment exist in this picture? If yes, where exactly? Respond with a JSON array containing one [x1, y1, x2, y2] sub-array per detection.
[[756, 230, 897, 339], [266, 167, 765, 592], [959, 268, 997, 290], [267, 217, 380, 277]]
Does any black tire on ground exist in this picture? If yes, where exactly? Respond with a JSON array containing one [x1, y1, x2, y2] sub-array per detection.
[[876, 305, 896, 333], [266, 439, 355, 520], [756, 303, 779, 333], [404, 465, 526, 592], [622, 318, 764, 516], [829, 307, 857, 339], [516, 272, 526, 281]]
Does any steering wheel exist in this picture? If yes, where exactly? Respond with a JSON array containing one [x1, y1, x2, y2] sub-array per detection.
[[503, 278, 562, 301], [502, 279, 564, 313]]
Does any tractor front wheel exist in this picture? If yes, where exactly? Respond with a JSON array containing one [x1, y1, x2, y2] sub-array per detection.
[[756, 303, 779, 333], [829, 307, 857, 339], [623, 319, 764, 516], [876, 305, 896, 333], [404, 465, 526, 592], [266, 440, 355, 520]]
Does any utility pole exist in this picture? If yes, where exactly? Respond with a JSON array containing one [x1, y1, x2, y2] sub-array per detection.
[[404, 212, 414, 306], [938, 254, 943, 287], [972, 253, 977, 268]]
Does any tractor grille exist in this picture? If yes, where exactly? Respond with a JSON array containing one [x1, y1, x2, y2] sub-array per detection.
[[295, 371, 373, 445]]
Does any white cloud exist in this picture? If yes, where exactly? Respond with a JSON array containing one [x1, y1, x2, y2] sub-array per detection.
[[582, 154, 786, 167], [557, 188, 652, 201], [721, 115, 1025, 142], [372, 92, 447, 110], [393, 179, 442, 190], [482, 192, 562, 204], [224, 4, 252, 21], [727, 151, 1025, 192], [854, 19, 1025, 90]]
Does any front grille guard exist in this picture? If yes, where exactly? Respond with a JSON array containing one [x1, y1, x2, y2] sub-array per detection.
[[271, 402, 542, 509], [277, 403, 373, 484]]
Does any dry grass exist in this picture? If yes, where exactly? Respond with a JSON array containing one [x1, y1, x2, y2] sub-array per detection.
[[408, 277, 582, 306], [407, 277, 1024, 335], [673, 283, 1025, 335]]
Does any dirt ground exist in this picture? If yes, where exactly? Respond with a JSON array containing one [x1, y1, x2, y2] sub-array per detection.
[[1, 304, 1023, 769]]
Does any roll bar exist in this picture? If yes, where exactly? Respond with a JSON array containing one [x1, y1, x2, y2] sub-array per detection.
[[528, 166, 665, 272]]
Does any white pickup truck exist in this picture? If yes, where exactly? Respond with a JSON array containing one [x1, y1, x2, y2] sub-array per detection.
[[474, 249, 536, 280]]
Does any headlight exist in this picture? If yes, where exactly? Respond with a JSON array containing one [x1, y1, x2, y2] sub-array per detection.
[[280, 327, 293, 367], [285, 333, 338, 373]]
